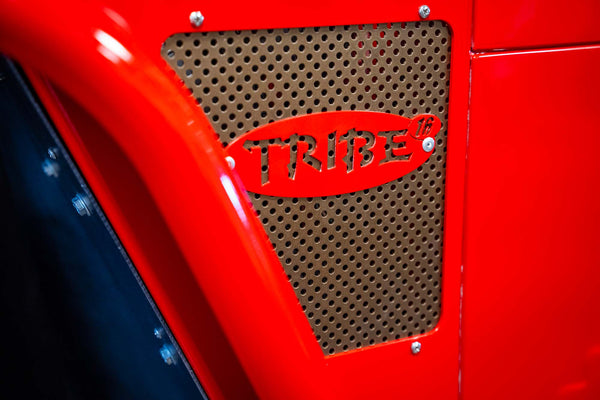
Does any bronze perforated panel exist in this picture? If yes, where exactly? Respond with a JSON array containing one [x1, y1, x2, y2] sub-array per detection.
[[162, 21, 450, 355]]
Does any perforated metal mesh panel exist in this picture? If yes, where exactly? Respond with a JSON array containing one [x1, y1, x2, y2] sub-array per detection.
[[162, 21, 450, 355]]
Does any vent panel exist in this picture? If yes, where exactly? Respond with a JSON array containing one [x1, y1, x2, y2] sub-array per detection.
[[163, 21, 450, 355]]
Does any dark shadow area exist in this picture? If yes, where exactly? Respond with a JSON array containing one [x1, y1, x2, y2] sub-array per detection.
[[0, 58, 206, 399]]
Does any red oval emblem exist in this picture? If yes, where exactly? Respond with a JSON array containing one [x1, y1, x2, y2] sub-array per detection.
[[226, 111, 441, 197]]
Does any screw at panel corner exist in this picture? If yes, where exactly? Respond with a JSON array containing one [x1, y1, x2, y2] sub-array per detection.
[[189, 11, 204, 28], [411, 341, 422, 355], [418, 5, 431, 19]]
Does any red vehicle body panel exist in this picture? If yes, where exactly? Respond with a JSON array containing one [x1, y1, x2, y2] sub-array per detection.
[[0, 0, 470, 398], [462, 45, 600, 400], [1, 0, 599, 399], [473, 0, 600, 51]]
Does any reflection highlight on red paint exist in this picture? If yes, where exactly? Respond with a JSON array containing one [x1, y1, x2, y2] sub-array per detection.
[[95, 30, 132, 64]]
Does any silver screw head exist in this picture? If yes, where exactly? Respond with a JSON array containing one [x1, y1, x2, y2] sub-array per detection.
[[418, 5, 431, 19], [411, 341, 422, 355], [72, 193, 92, 216], [159, 344, 177, 365], [42, 159, 60, 178], [153, 327, 164, 340], [422, 137, 435, 152], [189, 11, 204, 28], [47, 147, 59, 160], [226, 156, 236, 169]]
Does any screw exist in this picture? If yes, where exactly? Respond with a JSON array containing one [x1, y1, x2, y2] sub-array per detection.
[[153, 327, 164, 340], [42, 159, 60, 178], [47, 147, 59, 160], [226, 156, 235, 169], [159, 344, 177, 365], [189, 11, 204, 28], [411, 341, 422, 355], [72, 193, 92, 216], [418, 5, 431, 19], [422, 137, 435, 152]]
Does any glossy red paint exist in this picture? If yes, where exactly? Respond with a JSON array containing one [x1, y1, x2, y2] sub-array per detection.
[[0, 0, 471, 398], [226, 112, 441, 197], [462, 45, 600, 400], [473, 0, 600, 51]]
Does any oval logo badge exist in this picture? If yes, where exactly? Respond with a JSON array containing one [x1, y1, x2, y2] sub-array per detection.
[[225, 111, 441, 197]]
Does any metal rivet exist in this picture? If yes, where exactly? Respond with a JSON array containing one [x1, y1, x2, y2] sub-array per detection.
[[47, 147, 59, 159], [153, 327, 164, 340], [226, 156, 235, 169], [411, 341, 422, 355], [422, 137, 435, 152], [42, 159, 60, 178], [159, 344, 177, 365], [72, 193, 92, 216], [189, 11, 204, 28], [418, 5, 431, 19]]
